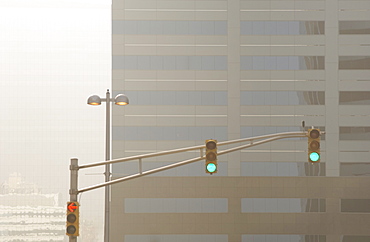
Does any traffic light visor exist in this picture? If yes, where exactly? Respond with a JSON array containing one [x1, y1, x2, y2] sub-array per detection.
[[67, 225, 76, 235], [67, 214, 76, 223], [206, 152, 217, 161], [309, 129, 320, 139], [309, 140, 320, 151], [206, 141, 216, 150]]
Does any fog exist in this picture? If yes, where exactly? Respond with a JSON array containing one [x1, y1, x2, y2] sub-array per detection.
[[0, 0, 112, 240]]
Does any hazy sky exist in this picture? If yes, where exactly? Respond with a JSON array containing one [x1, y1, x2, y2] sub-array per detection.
[[0, 0, 112, 239]]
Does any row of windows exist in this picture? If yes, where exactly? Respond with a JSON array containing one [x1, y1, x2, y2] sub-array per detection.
[[113, 126, 369, 141], [242, 198, 326, 213], [124, 197, 370, 213], [125, 198, 228, 213], [113, 126, 227, 141], [243, 235, 326, 242], [120, 91, 227, 106], [124, 198, 327, 214], [113, 56, 227, 70], [124, 198, 370, 214], [242, 162, 325, 177], [241, 56, 325, 70], [113, 20, 227, 35], [113, 20, 370, 35], [112, 56, 370, 70], [241, 21, 324, 35], [241, 91, 325, 105], [116, 91, 370, 106]]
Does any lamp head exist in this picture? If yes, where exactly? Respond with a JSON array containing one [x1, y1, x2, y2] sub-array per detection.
[[87, 95, 101, 105], [115, 94, 129, 106]]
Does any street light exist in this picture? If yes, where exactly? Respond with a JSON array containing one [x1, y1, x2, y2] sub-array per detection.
[[87, 89, 129, 242]]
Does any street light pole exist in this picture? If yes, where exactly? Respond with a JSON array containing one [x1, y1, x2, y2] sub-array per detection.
[[104, 90, 111, 242], [87, 90, 129, 242]]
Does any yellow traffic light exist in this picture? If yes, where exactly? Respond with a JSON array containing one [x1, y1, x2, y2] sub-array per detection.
[[66, 201, 80, 236], [308, 129, 321, 162], [205, 139, 217, 174]]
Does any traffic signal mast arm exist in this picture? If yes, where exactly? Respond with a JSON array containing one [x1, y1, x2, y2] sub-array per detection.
[[73, 131, 309, 194]]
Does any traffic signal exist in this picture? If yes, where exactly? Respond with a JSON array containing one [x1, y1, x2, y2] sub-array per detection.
[[308, 128, 321, 162], [205, 139, 217, 174], [66, 201, 79, 236]]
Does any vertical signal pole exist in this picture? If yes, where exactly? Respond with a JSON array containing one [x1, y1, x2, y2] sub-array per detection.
[[104, 90, 111, 242], [69, 158, 79, 242]]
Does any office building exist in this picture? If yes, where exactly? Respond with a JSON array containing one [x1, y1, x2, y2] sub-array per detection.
[[111, 0, 370, 241]]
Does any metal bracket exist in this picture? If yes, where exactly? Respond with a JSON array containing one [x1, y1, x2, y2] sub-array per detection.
[[70, 165, 79, 171], [69, 189, 78, 195]]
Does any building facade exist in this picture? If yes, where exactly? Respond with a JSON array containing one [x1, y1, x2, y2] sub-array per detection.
[[111, 0, 370, 241]]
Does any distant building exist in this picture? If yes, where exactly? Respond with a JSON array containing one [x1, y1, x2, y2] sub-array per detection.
[[0, 173, 65, 241]]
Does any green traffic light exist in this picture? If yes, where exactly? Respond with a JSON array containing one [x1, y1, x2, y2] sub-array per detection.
[[309, 152, 320, 162], [206, 163, 217, 173]]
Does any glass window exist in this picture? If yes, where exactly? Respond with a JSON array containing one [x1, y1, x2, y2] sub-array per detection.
[[215, 56, 228, 70], [341, 236, 370, 242], [340, 163, 370, 176], [112, 56, 125, 69], [240, 91, 325, 105], [113, 20, 227, 35], [175, 56, 189, 70], [162, 21, 177, 35], [137, 56, 151, 70], [176, 21, 189, 35], [341, 199, 370, 213], [241, 56, 324, 70], [339, 21, 370, 34], [339, 56, 370, 70], [137, 20, 151, 35], [163, 56, 176, 70], [215, 21, 228, 35], [339, 127, 370, 140], [124, 56, 138, 69], [125, 198, 228, 213], [339, 91, 370, 105], [242, 162, 325, 176], [201, 21, 215, 35], [276, 21, 289, 35], [243, 235, 326, 242], [150, 56, 164, 70], [252, 21, 265, 35], [124, 20, 137, 35], [277, 56, 290, 70], [241, 198, 326, 213], [113, 126, 227, 141], [115, 91, 228, 105], [240, 21, 325, 35], [201, 56, 215, 70]]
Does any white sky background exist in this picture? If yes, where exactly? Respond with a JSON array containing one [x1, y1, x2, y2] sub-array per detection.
[[0, 0, 112, 240]]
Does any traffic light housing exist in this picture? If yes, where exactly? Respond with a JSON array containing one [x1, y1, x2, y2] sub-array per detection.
[[308, 128, 321, 162], [205, 139, 217, 174], [66, 201, 79, 236]]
